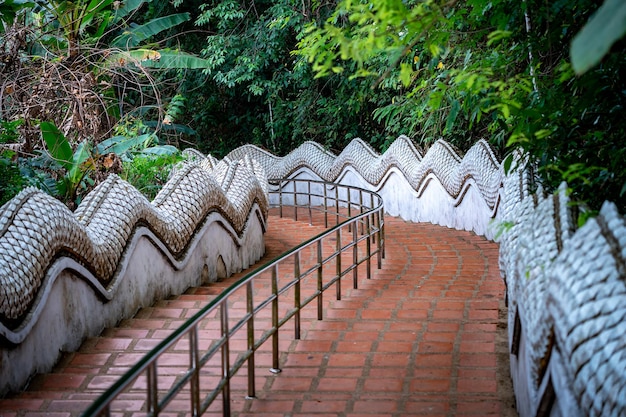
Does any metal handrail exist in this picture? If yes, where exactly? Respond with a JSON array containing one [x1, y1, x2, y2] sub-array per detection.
[[82, 179, 385, 417]]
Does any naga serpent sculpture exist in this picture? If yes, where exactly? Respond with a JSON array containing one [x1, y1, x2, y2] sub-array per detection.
[[1, 136, 624, 416]]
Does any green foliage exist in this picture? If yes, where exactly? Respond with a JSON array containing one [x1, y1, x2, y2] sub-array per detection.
[[0, 0, 212, 209], [121, 153, 182, 200], [0, 119, 22, 143], [186, 0, 392, 155], [163, 94, 186, 125], [4, 0, 625, 218], [31, 0, 202, 58], [0, 155, 25, 206], [296, 0, 531, 150], [196, 0, 244, 29], [571, 0, 626, 74], [297, 0, 626, 212], [97, 131, 179, 159], [0, 119, 26, 206], [296, 0, 443, 80], [97, 134, 156, 157], [21, 0, 210, 140], [111, 13, 191, 48], [106, 7, 214, 70], [35, 0, 116, 56], [40, 121, 96, 204], [35, 120, 180, 205], [110, 48, 213, 69], [0, 0, 34, 28]]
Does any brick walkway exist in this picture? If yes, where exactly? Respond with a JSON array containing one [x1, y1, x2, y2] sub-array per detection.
[[0, 209, 517, 417]]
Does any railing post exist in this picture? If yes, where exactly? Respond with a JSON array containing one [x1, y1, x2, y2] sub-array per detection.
[[294, 251, 301, 340], [323, 184, 328, 228], [246, 281, 256, 399], [336, 227, 342, 300], [270, 265, 281, 374], [381, 209, 386, 260], [366, 214, 371, 279], [308, 180, 313, 225], [147, 363, 159, 417], [335, 185, 339, 225], [359, 189, 364, 235], [370, 193, 376, 245], [189, 326, 200, 417], [294, 181, 298, 222], [376, 207, 383, 269], [220, 303, 231, 416], [279, 181, 283, 218], [352, 222, 358, 289], [347, 188, 352, 233], [317, 240, 323, 320]]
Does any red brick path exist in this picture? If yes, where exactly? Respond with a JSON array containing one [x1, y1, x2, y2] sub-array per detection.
[[0, 209, 516, 416]]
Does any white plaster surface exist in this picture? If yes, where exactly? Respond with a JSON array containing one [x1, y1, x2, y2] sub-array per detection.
[[0, 207, 265, 395], [274, 166, 498, 239]]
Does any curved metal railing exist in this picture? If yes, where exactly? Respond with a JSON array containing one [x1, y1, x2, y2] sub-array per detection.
[[82, 179, 385, 417]]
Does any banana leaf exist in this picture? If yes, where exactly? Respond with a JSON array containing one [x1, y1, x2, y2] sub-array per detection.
[[110, 49, 213, 69], [111, 13, 190, 48], [40, 121, 73, 171]]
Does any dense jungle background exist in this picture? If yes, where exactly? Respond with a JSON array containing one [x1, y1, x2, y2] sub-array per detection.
[[0, 0, 624, 219]]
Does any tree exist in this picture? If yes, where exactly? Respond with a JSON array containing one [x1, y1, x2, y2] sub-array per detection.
[[296, 0, 626, 214], [187, 0, 395, 156], [0, 0, 210, 206]]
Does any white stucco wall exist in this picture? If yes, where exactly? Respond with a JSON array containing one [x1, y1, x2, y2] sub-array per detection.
[[0, 208, 266, 394]]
